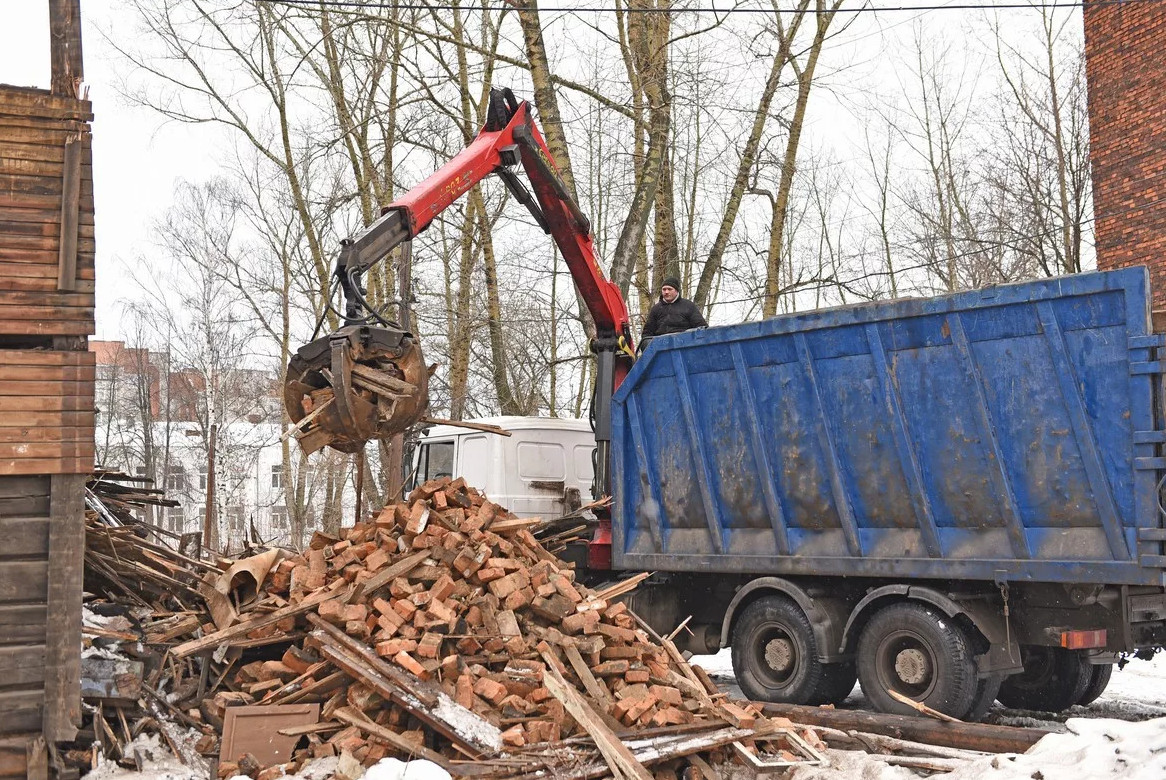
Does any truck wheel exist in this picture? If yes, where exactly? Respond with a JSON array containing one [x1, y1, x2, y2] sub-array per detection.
[[856, 603, 978, 719], [731, 595, 825, 704], [810, 663, 857, 705], [964, 674, 1005, 722], [996, 646, 1091, 712], [1076, 663, 1113, 706]]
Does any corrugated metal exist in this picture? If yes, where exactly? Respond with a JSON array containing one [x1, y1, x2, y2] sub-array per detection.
[[612, 267, 1166, 586]]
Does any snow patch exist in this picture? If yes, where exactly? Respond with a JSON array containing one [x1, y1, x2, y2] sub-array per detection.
[[82, 734, 209, 780]]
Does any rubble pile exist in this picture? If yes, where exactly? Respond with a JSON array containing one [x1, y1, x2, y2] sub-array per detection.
[[71, 475, 825, 780]]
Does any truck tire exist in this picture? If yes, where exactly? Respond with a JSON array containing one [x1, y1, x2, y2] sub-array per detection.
[[731, 595, 826, 704], [996, 646, 1091, 712], [964, 674, 1005, 722], [810, 663, 857, 705], [856, 603, 978, 719], [1076, 663, 1114, 706]]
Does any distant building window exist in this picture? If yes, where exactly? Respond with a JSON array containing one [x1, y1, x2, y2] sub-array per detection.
[[166, 507, 184, 534], [226, 507, 245, 533], [199, 467, 208, 491], [271, 465, 283, 490], [271, 506, 287, 530], [135, 465, 148, 480], [166, 465, 186, 491]]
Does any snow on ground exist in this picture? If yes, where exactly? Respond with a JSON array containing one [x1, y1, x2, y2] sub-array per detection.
[[693, 649, 1166, 777], [83, 735, 205, 780], [691, 648, 1166, 725]]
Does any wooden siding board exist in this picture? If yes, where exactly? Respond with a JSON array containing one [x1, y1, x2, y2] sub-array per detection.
[[0, 518, 49, 558], [0, 606, 48, 645]]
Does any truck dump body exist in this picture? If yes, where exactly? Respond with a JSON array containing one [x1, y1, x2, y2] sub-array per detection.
[[612, 268, 1166, 586]]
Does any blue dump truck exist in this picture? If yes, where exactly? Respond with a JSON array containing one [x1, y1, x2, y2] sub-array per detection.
[[609, 266, 1166, 720]]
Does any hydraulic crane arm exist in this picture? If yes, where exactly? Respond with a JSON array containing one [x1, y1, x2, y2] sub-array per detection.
[[338, 88, 633, 352], [286, 88, 634, 499]]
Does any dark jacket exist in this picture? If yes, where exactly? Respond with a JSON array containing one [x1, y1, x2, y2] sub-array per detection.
[[642, 296, 707, 340]]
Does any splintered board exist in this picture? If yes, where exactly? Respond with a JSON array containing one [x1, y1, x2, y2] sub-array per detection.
[[0, 85, 96, 335]]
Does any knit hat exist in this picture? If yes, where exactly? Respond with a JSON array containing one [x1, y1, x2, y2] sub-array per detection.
[[661, 276, 681, 292]]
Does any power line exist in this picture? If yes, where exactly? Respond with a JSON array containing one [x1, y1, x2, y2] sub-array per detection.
[[258, 0, 1156, 14]]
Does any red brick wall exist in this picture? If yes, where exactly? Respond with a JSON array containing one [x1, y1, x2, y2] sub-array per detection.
[[1083, 0, 1166, 308]]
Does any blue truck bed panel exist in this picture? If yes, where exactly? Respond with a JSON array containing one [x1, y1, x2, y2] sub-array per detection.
[[611, 268, 1166, 585]]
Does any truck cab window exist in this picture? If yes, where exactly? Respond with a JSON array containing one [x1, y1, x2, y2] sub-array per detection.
[[420, 441, 455, 482]]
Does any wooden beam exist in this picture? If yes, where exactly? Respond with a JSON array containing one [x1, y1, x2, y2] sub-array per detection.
[[757, 702, 1047, 754], [540, 655, 654, 780], [334, 707, 451, 769], [171, 583, 345, 658], [48, 0, 84, 97], [56, 135, 81, 291], [42, 473, 84, 742]]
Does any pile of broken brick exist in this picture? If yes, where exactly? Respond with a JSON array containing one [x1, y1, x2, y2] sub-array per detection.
[[74, 475, 827, 780]]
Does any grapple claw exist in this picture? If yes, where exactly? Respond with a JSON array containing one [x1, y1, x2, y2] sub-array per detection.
[[284, 325, 428, 454]]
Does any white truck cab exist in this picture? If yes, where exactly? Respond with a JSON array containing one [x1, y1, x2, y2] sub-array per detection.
[[409, 416, 596, 518]]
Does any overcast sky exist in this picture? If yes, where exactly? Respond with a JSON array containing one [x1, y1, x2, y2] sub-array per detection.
[[1, 0, 219, 341], [0, 1, 1081, 341]]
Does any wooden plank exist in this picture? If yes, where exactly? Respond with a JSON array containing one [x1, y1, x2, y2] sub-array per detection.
[[172, 584, 345, 658], [0, 293, 95, 310], [0, 173, 92, 198], [0, 221, 96, 241], [0, 562, 47, 603], [0, 86, 91, 116], [0, 232, 96, 253], [0, 379, 97, 396], [0, 278, 94, 294], [58, 132, 79, 292], [42, 474, 84, 742], [0, 476, 50, 499], [540, 658, 654, 780], [0, 411, 95, 429], [0, 397, 93, 412], [0, 428, 92, 445], [0, 350, 94, 367], [0, 321, 94, 337], [0, 690, 43, 735], [0, 518, 49, 557], [0, 646, 47, 687], [0, 364, 95, 382], [0, 204, 94, 225], [333, 708, 451, 768], [0, 605, 48, 644], [0, 458, 92, 476], [0, 443, 95, 461], [0, 736, 29, 779], [758, 702, 1047, 754]]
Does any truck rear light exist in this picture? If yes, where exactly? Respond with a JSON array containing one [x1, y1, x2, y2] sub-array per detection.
[[1061, 629, 1106, 650]]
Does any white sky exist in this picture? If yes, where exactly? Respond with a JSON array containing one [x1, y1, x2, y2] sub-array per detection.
[[0, 1, 1081, 341], [0, 0, 220, 341]]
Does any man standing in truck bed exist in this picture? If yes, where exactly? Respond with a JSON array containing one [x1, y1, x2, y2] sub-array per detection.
[[641, 277, 707, 348]]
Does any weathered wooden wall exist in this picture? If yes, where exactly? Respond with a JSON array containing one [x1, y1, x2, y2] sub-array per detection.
[[0, 5, 93, 775]]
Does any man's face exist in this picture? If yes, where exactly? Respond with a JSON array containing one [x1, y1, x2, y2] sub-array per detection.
[[661, 285, 679, 303]]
